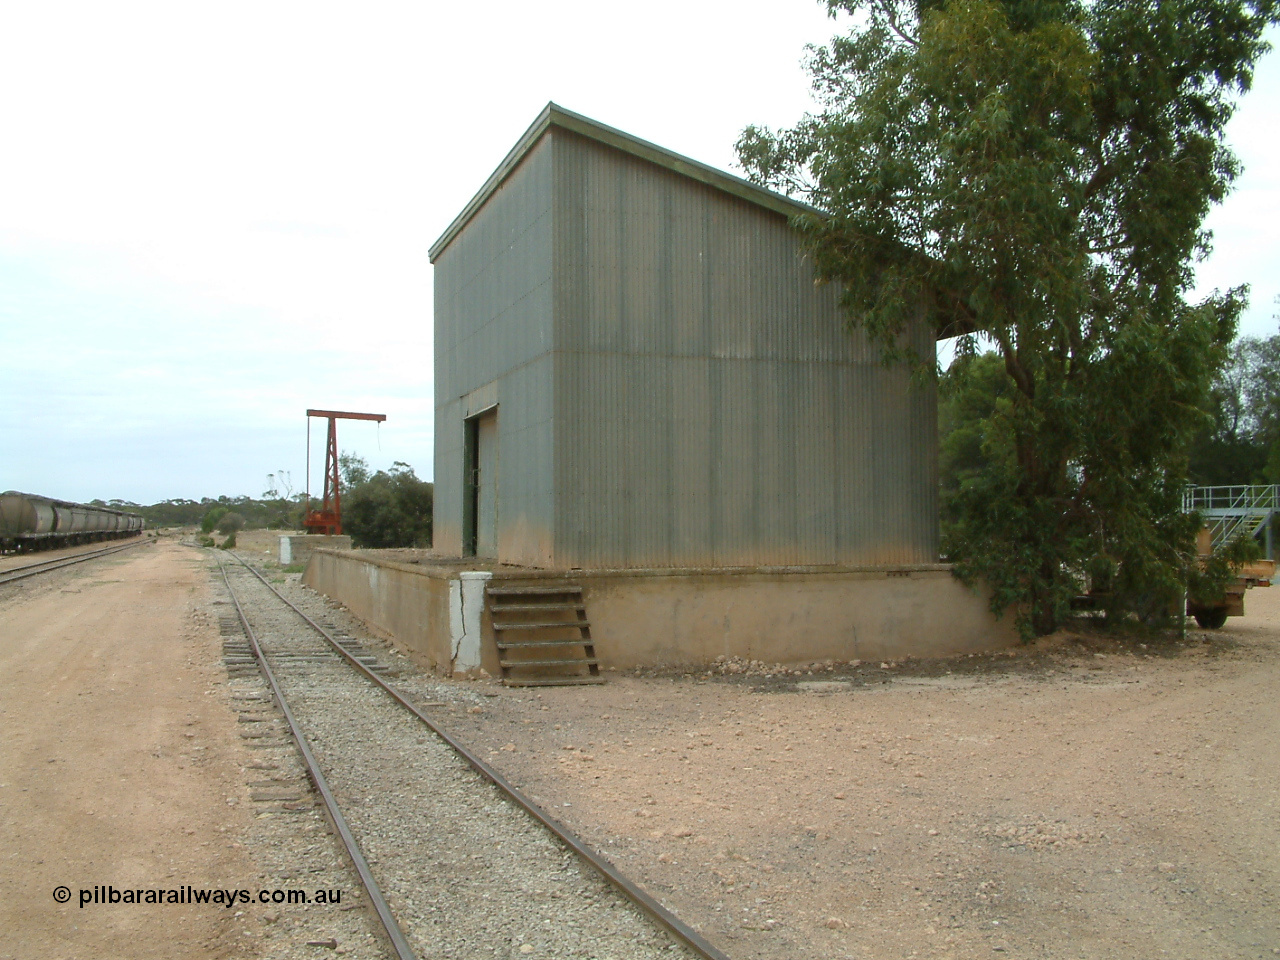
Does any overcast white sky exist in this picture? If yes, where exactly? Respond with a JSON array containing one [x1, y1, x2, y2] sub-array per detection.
[[2, 3, 1277, 505]]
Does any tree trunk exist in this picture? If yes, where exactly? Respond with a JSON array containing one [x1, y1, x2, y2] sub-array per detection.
[[1015, 409, 1067, 637], [1032, 556, 1061, 635]]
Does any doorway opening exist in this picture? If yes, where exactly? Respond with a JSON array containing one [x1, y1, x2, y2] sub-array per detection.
[[463, 408, 498, 558]]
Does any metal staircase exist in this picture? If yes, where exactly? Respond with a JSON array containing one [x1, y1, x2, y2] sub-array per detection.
[[485, 583, 604, 687], [1184, 485, 1279, 558]]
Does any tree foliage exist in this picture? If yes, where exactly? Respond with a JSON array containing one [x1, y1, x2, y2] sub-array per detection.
[[339, 452, 371, 487], [261, 470, 303, 529], [200, 506, 229, 534], [341, 461, 433, 549], [1187, 528, 1262, 608], [1189, 322, 1280, 483], [942, 346, 1264, 624], [939, 352, 1014, 535], [186, 495, 303, 532], [216, 511, 247, 535], [738, 0, 1277, 635]]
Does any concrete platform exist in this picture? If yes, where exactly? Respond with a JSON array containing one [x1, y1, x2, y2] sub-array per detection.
[[279, 534, 351, 566], [302, 550, 1018, 677]]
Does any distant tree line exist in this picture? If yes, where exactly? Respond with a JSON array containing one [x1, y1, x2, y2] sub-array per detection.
[[1186, 331, 1280, 486], [95, 493, 304, 531], [95, 455, 433, 550]]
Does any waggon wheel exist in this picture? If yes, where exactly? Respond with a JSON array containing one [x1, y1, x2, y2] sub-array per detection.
[[1193, 606, 1229, 629]]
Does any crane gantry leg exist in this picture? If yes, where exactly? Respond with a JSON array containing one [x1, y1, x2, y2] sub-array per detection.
[[303, 408, 386, 536]]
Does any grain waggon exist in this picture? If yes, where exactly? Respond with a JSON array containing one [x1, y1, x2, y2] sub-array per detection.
[[0, 491, 144, 554]]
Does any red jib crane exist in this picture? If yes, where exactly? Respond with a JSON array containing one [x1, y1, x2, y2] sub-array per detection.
[[303, 409, 387, 536]]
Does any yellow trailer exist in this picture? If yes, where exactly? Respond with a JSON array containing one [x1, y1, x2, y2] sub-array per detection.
[[1186, 513, 1274, 628]]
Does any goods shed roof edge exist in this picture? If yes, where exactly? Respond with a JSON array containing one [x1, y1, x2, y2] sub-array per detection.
[[427, 103, 975, 341], [427, 102, 820, 263]]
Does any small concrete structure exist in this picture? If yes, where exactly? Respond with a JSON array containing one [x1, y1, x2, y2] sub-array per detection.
[[303, 550, 1016, 677], [449, 571, 492, 674], [279, 534, 351, 567]]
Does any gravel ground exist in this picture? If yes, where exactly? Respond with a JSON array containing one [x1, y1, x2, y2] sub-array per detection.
[[2, 540, 277, 959], [216, 554, 699, 960], [0, 535, 150, 576], [223, 544, 1280, 959], [436, 622, 1280, 960]]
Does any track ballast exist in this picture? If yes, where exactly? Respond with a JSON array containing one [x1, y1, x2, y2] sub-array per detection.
[[0, 538, 150, 587], [214, 551, 725, 960]]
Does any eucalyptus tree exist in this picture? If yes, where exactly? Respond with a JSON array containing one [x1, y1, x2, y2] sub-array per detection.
[[738, 0, 1277, 634], [342, 462, 433, 549]]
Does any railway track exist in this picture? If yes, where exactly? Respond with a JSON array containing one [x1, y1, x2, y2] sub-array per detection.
[[215, 551, 730, 960], [0, 537, 149, 586]]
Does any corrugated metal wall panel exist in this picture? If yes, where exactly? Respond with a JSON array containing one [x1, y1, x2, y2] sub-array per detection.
[[550, 129, 937, 569], [432, 397, 464, 556], [433, 138, 555, 563], [436, 123, 936, 569]]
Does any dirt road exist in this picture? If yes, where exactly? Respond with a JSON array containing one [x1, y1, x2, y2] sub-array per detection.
[[0, 540, 266, 959]]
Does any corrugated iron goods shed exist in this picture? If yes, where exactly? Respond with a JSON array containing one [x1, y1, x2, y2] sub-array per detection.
[[431, 103, 940, 570]]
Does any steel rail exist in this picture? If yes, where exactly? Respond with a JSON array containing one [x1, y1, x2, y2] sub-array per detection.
[[0, 537, 149, 586], [228, 551, 732, 960], [215, 556, 420, 960]]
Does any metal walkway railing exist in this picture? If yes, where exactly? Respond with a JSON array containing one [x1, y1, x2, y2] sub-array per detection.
[[1183, 485, 1279, 558]]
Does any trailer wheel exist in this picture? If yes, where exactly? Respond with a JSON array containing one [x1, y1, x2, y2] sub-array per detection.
[[1193, 606, 1229, 629]]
